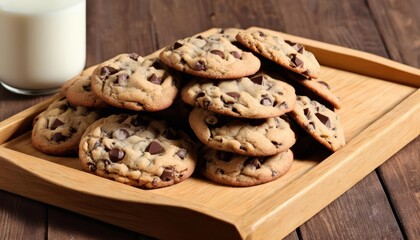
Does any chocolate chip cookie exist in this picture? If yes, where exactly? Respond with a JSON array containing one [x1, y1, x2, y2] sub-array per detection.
[[298, 79, 341, 109], [189, 107, 296, 156], [91, 53, 179, 111], [79, 114, 197, 189], [159, 34, 261, 79], [199, 147, 294, 187], [60, 66, 109, 108], [31, 97, 101, 156], [209, 28, 243, 43], [181, 73, 296, 118], [264, 65, 341, 109], [289, 95, 345, 151], [236, 29, 321, 79]]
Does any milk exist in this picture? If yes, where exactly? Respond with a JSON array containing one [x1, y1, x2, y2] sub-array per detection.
[[0, 0, 86, 95]]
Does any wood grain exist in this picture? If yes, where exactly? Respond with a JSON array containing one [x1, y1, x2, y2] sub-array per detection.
[[368, 1, 420, 239], [151, 0, 212, 48], [0, 190, 46, 240], [1, 33, 417, 239], [367, 0, 420, 66], [47, 207, 142, 240], [86, 0, 156, 66], [253, 1, 418, 239], [299, 173, 403, 239], [209, 0, 408, 238], [0, 0, 419, 239], [378, 137, 420, 239]]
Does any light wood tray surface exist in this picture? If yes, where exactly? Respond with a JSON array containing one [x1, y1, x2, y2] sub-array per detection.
[[0, 27, 419, 240]]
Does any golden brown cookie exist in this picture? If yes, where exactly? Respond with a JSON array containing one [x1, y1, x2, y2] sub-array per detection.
[[200, 147, 294, 187], [181, 73, 296, 118], [189, 107, 296, 156], [79, 114, 197, 189], [236, 29, 321, 79], [159, 34, 261, 79], [91, 53, 179, 111], [32, 97, 101, 156]]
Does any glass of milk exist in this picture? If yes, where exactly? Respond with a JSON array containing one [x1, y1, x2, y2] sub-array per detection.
[[0, 0, 86, 95]]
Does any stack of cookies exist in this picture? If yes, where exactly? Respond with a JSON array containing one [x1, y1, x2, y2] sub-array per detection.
[[31, 27, 345, 189]]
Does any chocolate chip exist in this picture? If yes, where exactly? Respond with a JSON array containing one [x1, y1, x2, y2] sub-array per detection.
[[258, 31, 266, 37], [162, 128, 179, 140], [146, 141, 164, 155], [291, 54, 303, 68], [115, 73, 128, 85], [210, 49, 225, 59], [244, 158, 262, 169], [227, 92, 240, 99], [230, 51, 241, 59], [196, 92, 205, 98], [113, 129, 129, 140], [83, 84, 91, 92], [69, 127, 77, 133], [173, 42, 183, 49], [271, 141, 282, 148], [129, 52, 139, 61], [205, 115, 218, 126], [285, 40, 294, 46], [101, 66, 118, 77], [109, 148, 124, 162], [149, 73, 162, 85], [52, 132, 66, 142], [303, 108, 311, 119], [260, 97, 272, 106], [295, 44, 304, 53], [278, 102, 288, 109], [309, 122, 316, 129], [315, 113, 332, 128], [196, 35, 204, 39], [131, 115, 149, 127], [175, 148, 187, 159], [59, 103, 69, 111], [217, 151, 233, 162], [250, 75, 264, 85], [160, 166, 175, 181], [87, 162, 96, 172], [93, 141, 102, 150], [202, 99, 211, 108], [50, 119, 64, 130], [318, 81, 331, 89], [151, 60, 164, 70], [194, 60, 206, 71], [285, 40, 304, 53]]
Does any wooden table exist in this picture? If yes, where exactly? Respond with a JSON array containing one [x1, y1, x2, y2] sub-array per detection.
[[1, 0, 419, 239]]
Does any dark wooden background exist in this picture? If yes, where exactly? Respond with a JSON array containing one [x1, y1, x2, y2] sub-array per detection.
[[0, 0, 419, 239]]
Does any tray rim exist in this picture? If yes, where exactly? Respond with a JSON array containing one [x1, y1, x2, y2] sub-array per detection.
[[0, 27, 419, 239]]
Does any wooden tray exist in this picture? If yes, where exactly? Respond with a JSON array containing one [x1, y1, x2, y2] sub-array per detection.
[[0, 27, 419, 240]]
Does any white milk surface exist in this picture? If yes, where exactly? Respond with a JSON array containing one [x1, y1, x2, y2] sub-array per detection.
[[0, 0, 86, 90]]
